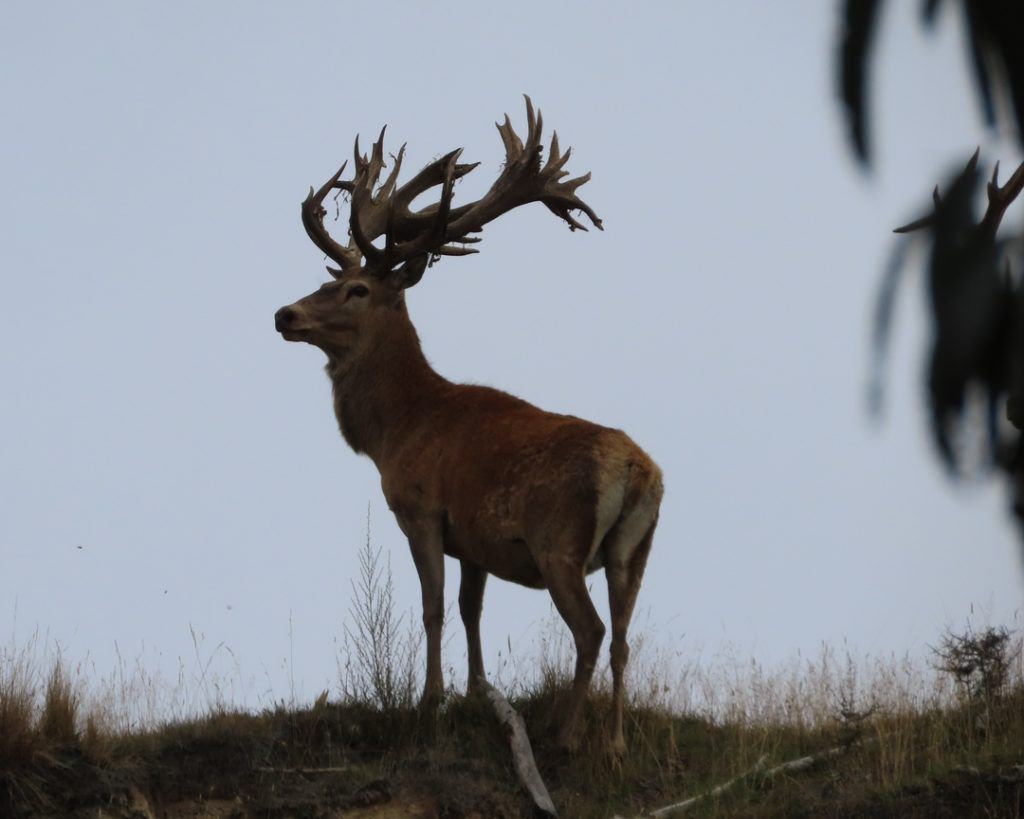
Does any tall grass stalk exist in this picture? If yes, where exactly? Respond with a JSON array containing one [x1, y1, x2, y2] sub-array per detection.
[[337, 511, 422, 709]]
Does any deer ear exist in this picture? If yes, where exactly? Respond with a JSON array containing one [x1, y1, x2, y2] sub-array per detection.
[[389, 255, 428, 290]]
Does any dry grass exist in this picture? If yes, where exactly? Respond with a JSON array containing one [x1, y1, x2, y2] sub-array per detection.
[[37, 661, 79, 747], [2, 627, 1022, 817], [2, 536, 1022, 817], [0, 640, 37, 770]]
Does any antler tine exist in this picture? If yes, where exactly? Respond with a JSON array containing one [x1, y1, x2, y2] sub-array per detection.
[[433, 246, 480, 257], [545, 131, 572, 177], [353, 135, 367, 174], [360, 127, 388, 194], [348, 165, 386, 265], [434, 152, 458, 233], [377, 144, 406, 202], [432, 230, 485, 258], [497, 113, 525, 160], [543, 171, 602, 232], [525, 95, 542, 152], [525, 95, 536, 141], [301, 161, 363, 275]]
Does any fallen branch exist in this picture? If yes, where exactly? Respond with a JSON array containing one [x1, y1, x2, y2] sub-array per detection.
[[951, 764, 1024, 785], [637, 755, 767, 818], [626, 737, 874, 818], [480, 681, 557, 816]]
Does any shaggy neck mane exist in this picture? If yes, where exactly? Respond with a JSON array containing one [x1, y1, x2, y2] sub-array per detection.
[[325, 303, 448, 462]]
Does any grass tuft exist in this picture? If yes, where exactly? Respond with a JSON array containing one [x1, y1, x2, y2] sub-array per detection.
[[0, 641, 37, 770], [38, 661, 79, 747]]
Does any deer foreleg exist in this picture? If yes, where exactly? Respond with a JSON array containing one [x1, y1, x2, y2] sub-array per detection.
[[406, 526, 445, 707], [458, 560, 488, 694]]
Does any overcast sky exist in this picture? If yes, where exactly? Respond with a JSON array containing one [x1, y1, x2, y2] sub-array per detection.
[[2, 2, 1022, 710]]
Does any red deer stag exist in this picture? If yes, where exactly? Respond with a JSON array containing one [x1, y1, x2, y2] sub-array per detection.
[[275, 97, 663, 753]]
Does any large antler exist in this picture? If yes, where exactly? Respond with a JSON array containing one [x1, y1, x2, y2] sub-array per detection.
[[300, 96, 602, 283]]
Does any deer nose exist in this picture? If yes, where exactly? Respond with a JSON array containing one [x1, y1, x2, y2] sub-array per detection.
[[275, 306, 298, 331]]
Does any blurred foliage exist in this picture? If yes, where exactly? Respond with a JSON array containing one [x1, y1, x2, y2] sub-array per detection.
[[838, 0, 1024, 166], [838, 1, 1024, 542]]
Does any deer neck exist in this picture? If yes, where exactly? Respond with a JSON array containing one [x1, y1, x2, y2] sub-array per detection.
[[325, 303, 446, 464]]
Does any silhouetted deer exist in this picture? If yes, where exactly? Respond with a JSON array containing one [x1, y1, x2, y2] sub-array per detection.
[[276, 97, 663, 753]]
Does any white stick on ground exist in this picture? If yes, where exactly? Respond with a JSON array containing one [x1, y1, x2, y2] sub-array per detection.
[[480, 681, 558, 816], [623, 738, 874, 818], [643, 754, 768, 817]]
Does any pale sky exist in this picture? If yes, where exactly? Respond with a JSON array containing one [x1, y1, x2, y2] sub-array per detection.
[[2, 2, 1021, 710]]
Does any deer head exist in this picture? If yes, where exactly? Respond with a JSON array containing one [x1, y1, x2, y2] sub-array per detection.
[[275, 96, 602, 361]]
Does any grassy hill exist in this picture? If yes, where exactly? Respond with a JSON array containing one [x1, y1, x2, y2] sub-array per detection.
[[2, 634, 1023, 817], [0, 671, 1019, 818], [3, 543, 1022, 816]]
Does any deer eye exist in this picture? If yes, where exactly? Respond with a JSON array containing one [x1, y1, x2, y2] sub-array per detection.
[[347, 284, 369, 299]]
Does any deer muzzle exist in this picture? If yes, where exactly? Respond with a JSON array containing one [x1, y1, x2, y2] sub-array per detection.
[[275, 305, 309, 340]]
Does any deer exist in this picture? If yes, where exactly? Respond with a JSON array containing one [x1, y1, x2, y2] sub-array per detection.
[[274, 97, 663, 754]]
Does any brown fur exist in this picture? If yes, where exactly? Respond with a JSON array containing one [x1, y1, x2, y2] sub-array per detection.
[[277, 276, 662, 751]]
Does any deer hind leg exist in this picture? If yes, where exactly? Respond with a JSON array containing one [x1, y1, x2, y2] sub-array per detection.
[[539, 556, 606, 750], [605, 515, 657, 755], [458, 560, 488, 694]]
